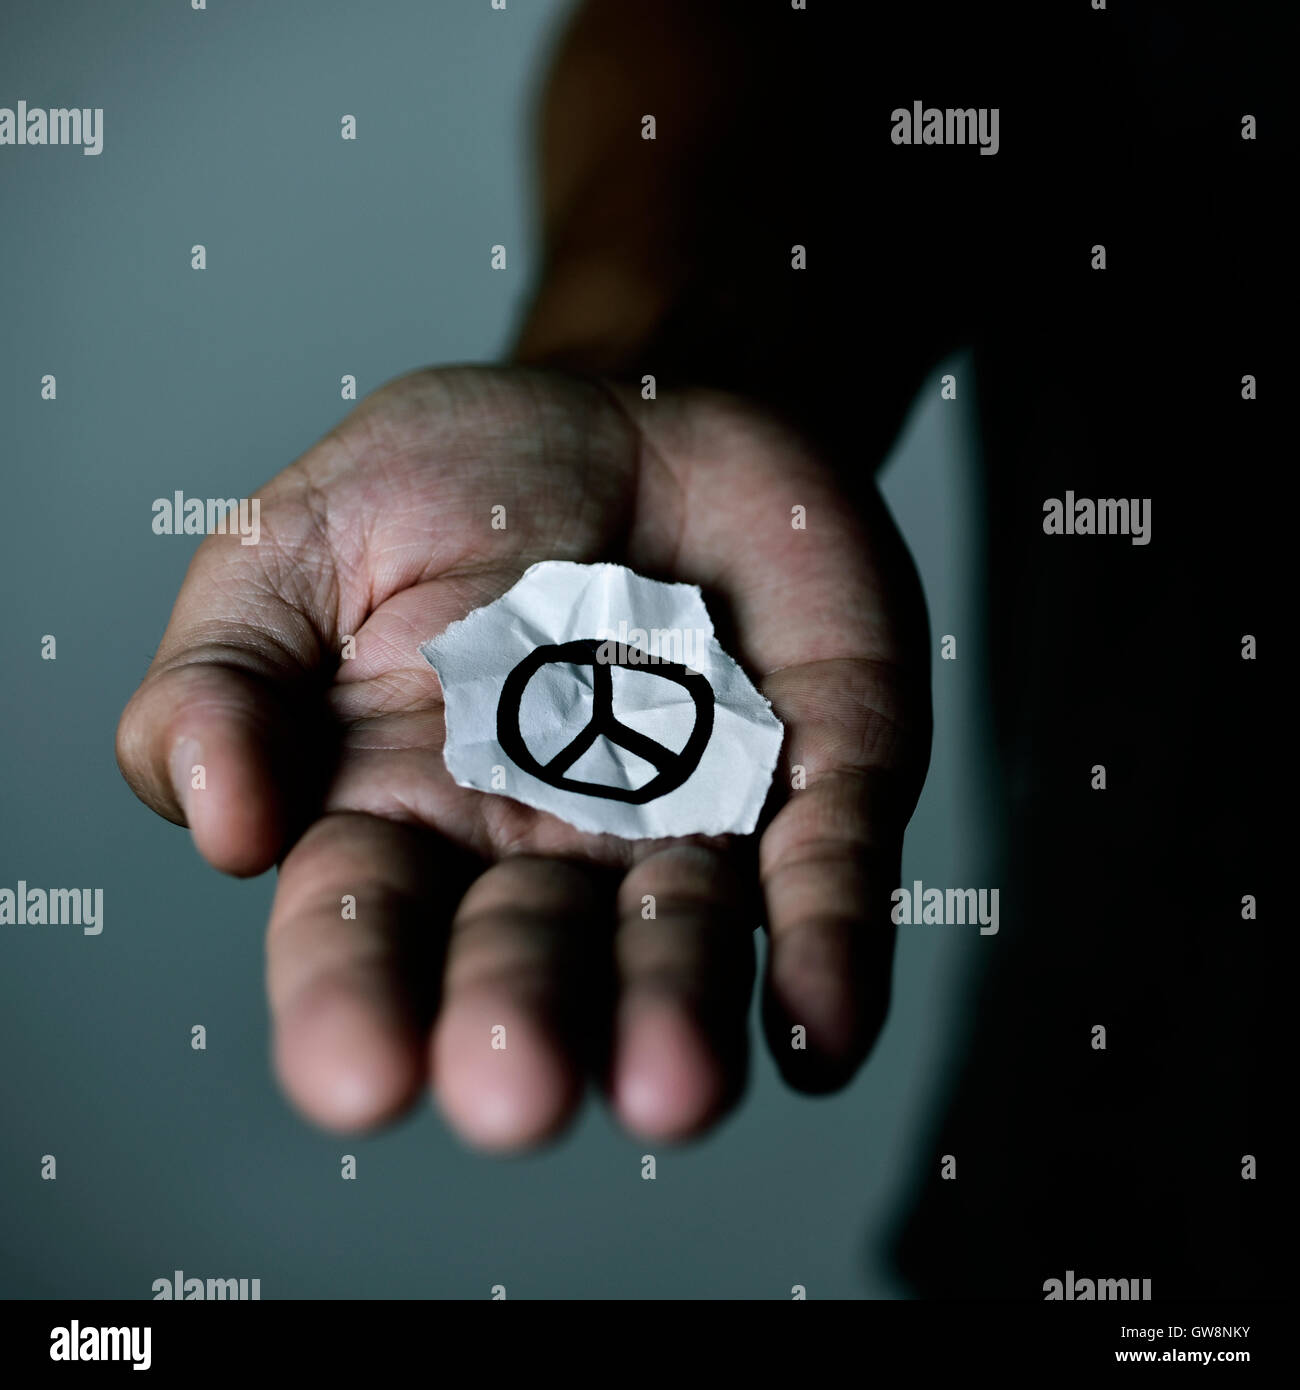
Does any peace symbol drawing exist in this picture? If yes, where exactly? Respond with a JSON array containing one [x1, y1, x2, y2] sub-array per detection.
[[496, 640, 715, 804], [420, 561, 784, 840]]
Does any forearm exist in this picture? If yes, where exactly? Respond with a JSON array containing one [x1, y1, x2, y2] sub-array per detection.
[[509, 0, 956, 470], [511, 2, 804, 389]]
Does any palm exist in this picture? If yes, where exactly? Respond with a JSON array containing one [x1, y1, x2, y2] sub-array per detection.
[[119, 365, 930, 1148]]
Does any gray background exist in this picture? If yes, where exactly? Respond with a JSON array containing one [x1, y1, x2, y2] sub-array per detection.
[[0, 0, 997, 1298]]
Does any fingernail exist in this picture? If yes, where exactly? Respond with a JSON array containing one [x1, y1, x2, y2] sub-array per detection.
[[169, 737, 201, 819]]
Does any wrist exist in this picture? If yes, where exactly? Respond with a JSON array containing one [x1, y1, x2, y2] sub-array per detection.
[[510, 247, 686, 379]]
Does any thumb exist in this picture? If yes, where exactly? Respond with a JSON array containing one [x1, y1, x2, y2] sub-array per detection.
[[117, 546, 338, 876]]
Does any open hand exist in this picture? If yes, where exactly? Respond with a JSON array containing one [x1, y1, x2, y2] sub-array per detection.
[[117, 365, 931, 1149]]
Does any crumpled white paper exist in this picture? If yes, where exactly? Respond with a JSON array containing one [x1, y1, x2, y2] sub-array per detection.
[[419, 561, 784, 839]]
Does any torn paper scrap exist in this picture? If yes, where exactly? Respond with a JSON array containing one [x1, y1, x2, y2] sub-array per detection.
[[419, 561, 784, 839]]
